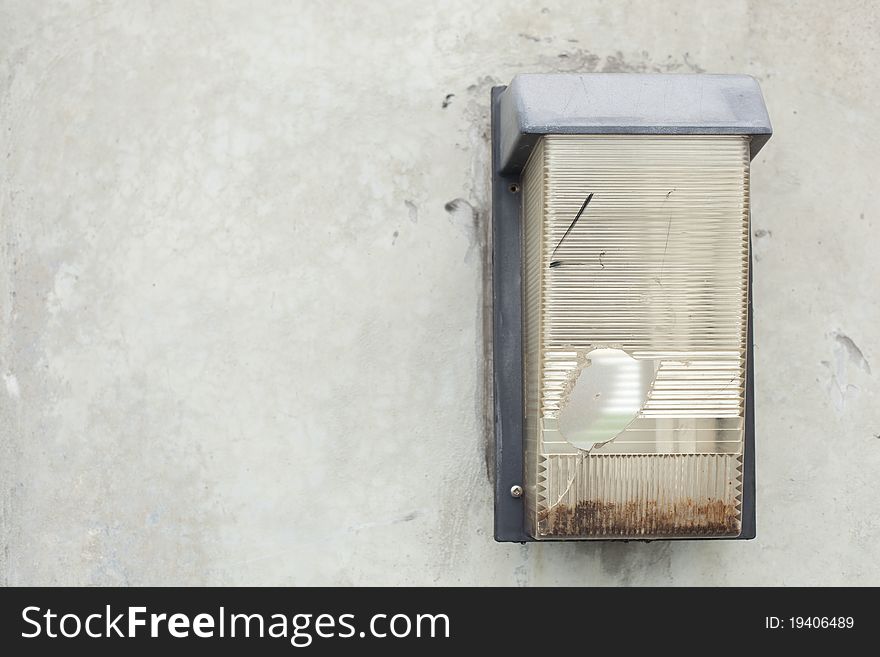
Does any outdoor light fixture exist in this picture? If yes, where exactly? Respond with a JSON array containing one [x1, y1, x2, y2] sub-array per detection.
[[492, 74, 772, 541]]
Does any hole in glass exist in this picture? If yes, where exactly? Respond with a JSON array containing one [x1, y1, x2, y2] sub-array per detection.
[[557, 348, 658, 451]]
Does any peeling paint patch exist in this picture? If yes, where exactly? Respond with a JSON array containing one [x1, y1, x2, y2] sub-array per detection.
[[534, 48, 705, 76], [682, 52, 705, 73], [518, 33, 552, 43], [444, 197, 472, 216], [826, 331, 872, 411], [397, 511, 419, 523], [597, 541, 673, 586], [4, 372, 20, 399], [513, 563, 528, 586], [46, 262, 82, 316], [834, 332, 871, 375], [444, 198, 481, 263], [404, 199, 418, 223]]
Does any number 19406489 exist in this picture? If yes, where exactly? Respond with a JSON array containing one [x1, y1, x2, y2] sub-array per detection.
[[765, 616, 854, 629]]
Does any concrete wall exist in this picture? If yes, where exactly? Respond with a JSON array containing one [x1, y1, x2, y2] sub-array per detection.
[[2, 0, 878, 585]]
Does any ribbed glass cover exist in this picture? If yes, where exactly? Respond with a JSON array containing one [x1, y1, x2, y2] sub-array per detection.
[[522, 135, 750, 539]]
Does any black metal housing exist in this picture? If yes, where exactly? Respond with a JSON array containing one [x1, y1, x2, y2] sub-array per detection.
[[491, 82, 761, 542]]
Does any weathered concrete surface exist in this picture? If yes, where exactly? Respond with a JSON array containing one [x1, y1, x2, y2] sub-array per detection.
[[1, 0, 878, 585]]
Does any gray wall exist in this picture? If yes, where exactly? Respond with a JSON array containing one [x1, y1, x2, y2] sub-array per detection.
[[2, 0, 878, 585]]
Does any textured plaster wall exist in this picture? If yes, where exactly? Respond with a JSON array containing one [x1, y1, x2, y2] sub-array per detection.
[[1, 0, 878, 585]]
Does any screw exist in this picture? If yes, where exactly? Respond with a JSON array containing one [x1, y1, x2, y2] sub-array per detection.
[[510, 484, 523, 498]]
